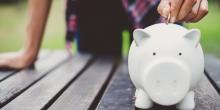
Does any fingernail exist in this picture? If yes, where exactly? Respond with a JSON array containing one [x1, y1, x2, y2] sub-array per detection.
[[170, 17, 176, 23]]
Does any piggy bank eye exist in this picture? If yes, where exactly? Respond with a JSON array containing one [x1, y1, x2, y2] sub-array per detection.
[[153, 52, 156, 56], [179, 52, 182, 56]]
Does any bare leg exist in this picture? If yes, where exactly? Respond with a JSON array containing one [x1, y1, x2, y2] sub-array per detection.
[[176, 91, 195, 110], [135, 89, 153, 109]]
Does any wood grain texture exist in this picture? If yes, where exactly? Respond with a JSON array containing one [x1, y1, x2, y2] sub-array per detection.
[[48, 57, 115, 110], [205, 54, 220, 93], [97, 61, 220, 110], [1, 53, 92, 110], [0, 51, 70, 107], [97, 62, 135, 110], [0, 71, 16, 82], [0, 50, 51, 82], [194, 74, 220, 110]]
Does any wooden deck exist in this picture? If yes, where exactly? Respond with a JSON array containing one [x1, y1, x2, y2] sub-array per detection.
[[0, 50, 219, 110]]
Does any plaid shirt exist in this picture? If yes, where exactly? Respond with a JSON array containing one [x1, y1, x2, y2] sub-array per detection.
[[65, 0, 161, 49], [122, 0, 160, 28]]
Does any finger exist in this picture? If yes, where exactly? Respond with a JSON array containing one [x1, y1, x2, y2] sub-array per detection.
[[170, 0, 184, 23], [0, 59, 22, 70], [190, 0, 208, 22], [182, 11, 194, 22], [157, 0, 170, 18], [184, 0, 201, 22], [177, 0, 197, 21], [0, 60, 8, 68]]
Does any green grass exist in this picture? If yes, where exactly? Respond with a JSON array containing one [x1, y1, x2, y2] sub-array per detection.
[[0, 3, 26, 51], [0, 1, 220, 57], [122, 30, 130, 57], [41, 0, 65, 50], [186, 3, 220, 56], [0, 1, 66, 52]]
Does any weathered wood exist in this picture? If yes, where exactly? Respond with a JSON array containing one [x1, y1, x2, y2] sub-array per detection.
[[205, 54, 220, 93], [96, 62, 135, 110], [97, 61, 220, 110], [48, 57, 116, 110], [194, 74, 220, 110], [0, 71, 16, 82], [0, 50, 51, 82], [0, 51, 70, 107], [1, 53, 92, 110]]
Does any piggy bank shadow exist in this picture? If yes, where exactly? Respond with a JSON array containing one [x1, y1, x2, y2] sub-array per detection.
[[135, 103, 177, 110]]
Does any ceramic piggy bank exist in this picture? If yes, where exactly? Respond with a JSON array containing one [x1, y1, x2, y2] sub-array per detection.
[[128, 23, 204, 110]]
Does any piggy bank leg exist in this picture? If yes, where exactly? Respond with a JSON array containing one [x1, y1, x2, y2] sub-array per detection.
[[176, 91, 195, 110], [135, 89, 153, 109]]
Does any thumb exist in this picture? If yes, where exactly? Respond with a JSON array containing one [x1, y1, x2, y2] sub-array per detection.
[[170, 0, 184, 22], [157, 0, 171, 18]]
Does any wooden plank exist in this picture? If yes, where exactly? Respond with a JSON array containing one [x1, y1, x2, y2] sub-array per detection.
[[96, 62, 135, 110], [97, 61, 220, 110], [0, 71, 16, 82], [205, 54, 220, 93], [0, 51, 70, 107], [0, 50, 51, 82], [48, 57, 116, 110], [194, 74, 220, 110], [1, 53, 92, 110]]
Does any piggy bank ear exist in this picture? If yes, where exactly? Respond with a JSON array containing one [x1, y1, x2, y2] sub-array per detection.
[[184, 29, 201, 47], [133, 29, 150, 46]]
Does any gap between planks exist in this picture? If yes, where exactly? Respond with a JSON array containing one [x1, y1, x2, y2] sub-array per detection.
[[0, 50, 51, 82], [205, 54, 220, 94], [97, 60, 220, 110], [1, 53, 92, 110], [48, 56, 117, 110], [0, 51, 70, 108]]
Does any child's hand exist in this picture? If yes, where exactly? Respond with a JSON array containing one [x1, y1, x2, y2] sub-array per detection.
[[0, 51, 36, 70], [157, 0, 208, 23]]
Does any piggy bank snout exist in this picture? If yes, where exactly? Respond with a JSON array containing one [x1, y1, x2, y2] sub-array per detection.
[[143, 59, 190, 106]]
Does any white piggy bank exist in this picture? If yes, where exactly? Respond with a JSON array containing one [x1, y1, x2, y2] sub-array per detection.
[[128, 23, 204, 110]]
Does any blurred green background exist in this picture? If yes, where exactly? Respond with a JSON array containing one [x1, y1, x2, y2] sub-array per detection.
[[0, 0, 220, 56]]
